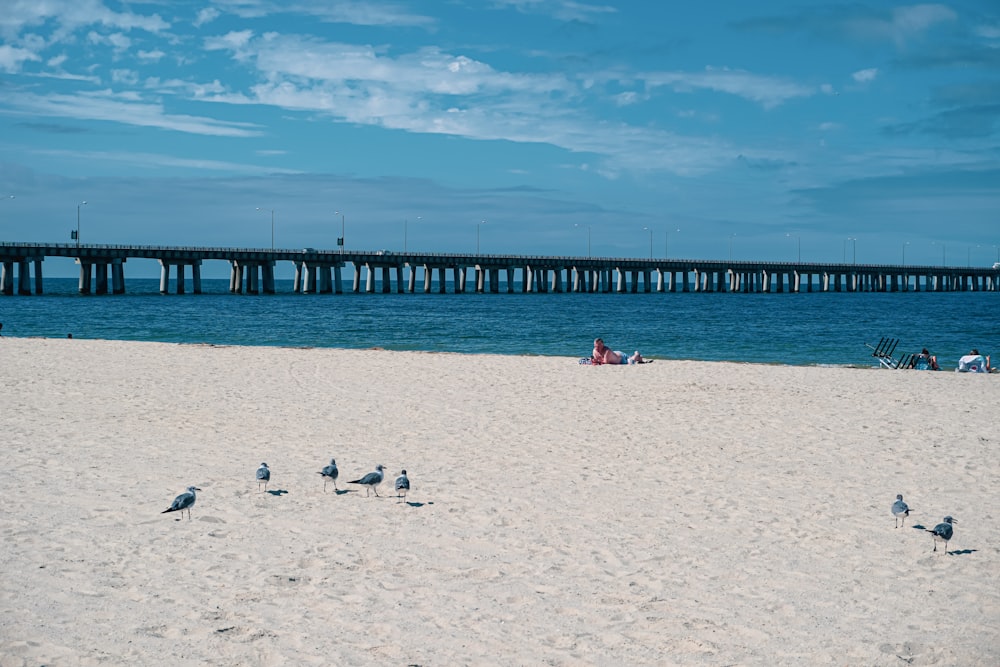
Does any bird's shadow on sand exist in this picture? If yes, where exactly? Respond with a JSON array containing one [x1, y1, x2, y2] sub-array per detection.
[[911, 524, 928, 531], [266, 489, 289, 496], [946, 549, 977, 556], [401, 500, 431, 507]]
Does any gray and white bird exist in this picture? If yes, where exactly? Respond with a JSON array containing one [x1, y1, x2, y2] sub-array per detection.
[[891, 494, 911, 528], [395, 469, 410, 500], [318, 458, 339, 492], [348, 464, 385, 497], [927, 516, 956, 554], [256, 462, 270, 491], [162, 486, 200, 520]]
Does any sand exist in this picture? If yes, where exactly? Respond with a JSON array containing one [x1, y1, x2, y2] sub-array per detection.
[[1, 337, 998, 666]]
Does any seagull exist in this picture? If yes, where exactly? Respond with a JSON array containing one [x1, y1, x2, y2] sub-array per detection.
[[256, 462, 270, 491], [318, 458, 339, 491], [891, 494, 911, 528], [395, 469, 410, 500], [927, 516, 956, 554], [162, 486, 200, 520], [348, 464, 385, 497]]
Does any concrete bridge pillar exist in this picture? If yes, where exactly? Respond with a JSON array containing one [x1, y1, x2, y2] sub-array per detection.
[[333, 265, 343, 294], [261, 261, 274, 294], [93, 263, 109, 295], [17, 260, 32, 295], [506, 267, 515, 293], [1, 261, 12, 295], [78, 261, 93, 294], [380, 266, 391, 293], [392, 265, 402, 294]]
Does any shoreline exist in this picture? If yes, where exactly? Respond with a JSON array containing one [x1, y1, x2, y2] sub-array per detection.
[[2, 338, 998, 665]]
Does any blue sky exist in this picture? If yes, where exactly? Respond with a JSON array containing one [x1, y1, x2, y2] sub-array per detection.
[[1, 0, 998, 277]]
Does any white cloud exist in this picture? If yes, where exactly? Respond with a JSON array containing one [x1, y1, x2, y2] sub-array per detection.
[[613, 91, 642, 106], [29, 147, 301, 174], [138, 49, 166, 62], [206, 0, 434, 27], [852, 68, 878, 83], [643, 66, 815, 109], [4, 90, 264, 137], [194, 8, 221, 28], [87, 31, 132, 53], [492, 0, 617, 23], [847, 3, 957, 46], [0, 44, 40, 72]]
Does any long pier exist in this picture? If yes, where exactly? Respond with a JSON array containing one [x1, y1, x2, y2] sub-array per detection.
[[1, 242, 998, 295]]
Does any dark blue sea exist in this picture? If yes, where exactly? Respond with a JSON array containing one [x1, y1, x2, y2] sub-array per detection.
[[1, 278, 997, 368]]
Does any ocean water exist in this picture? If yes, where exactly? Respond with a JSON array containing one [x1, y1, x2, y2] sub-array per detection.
[[1, 278, 998, 368]]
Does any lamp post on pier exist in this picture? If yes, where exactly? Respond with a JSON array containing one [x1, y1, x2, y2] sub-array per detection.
[[75, 200, 87, 247], [902, 241, 910, 267], [642, 227, 654, 258], [786, 233, 800, 262], [847, 237, 857, 265], [256, 207, 274, 249], [932, 241, 945, 266], [477, 220, 487, 254], [335, 210, 345, 254]]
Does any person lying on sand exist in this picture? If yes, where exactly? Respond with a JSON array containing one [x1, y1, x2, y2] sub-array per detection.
[[592, 338, 646, 365]]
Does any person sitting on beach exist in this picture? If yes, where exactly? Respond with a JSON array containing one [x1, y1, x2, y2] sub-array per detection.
[[911, 348, 939, 371], [592, 338, 644, 365], [957, 349, 991, 373]]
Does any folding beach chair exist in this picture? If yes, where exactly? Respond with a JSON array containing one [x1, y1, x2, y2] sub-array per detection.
[[865, 337, 913, 369]]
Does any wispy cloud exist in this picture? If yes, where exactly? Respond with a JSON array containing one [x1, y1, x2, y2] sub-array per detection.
[[208, 0, 435, 27], [734, 4, 958, 47], [0, 44, 40, 72], [27, 146, 301, 174], [642, 66, 815, 109], [4, 90, 263, 137], [852, 68, 878, 83], [492, 0, 617, 24]]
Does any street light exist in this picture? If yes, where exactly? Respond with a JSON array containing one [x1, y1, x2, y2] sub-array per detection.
[[642, 227, 653, 258], [847, 237, 857, 265], [335, 210, 345, 254], [932, 241, 945, 266], [256, 207, 274, 249], [786, 233, 800, 262], [902, 241, 910, 266], [476, 220, 487, 254], [76, 200, 87, 247], [575, 223, 591, 257]]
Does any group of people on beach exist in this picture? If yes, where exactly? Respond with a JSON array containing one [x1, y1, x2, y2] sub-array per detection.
[[910, 348, 993, 372]]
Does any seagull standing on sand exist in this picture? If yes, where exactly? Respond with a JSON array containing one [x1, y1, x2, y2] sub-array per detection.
[[348, 464, 385, 497], [256, 462, 270, 492], [319, 458, 339, 491], [927, 516, 956, 554], [395, 469, 410, 500], [162, 486, 200, 520], [892, 494, 911, 528]]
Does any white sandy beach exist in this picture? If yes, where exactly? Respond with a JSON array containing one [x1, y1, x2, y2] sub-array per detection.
[[1, 337, 998, 666]]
